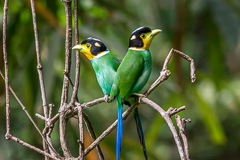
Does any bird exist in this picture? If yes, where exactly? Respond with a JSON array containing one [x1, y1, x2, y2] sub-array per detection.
[[110, 26, 161, 160], [72, 37, 121, 100], [72, 37, 149, 159]]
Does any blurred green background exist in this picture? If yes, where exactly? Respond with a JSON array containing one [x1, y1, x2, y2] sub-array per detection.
[[1, 0, 240, 159]]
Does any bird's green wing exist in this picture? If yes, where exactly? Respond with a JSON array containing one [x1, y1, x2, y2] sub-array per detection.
[[117, 50, 144, 99], [110, 53, 121, 71]]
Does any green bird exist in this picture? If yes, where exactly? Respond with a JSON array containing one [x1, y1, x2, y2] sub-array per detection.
[[110, 26, 161, 160], [73, 37, 121, 98], [72, 37, 149, 159]]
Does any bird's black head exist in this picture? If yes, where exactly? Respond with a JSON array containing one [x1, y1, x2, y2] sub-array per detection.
[[73, 37, 108, 60], [129, 26, 161, 49]]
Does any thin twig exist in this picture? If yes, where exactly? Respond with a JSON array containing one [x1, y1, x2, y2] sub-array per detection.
[[162, 48, 196, 83], [29, 0, 48, 122], [144, 69, 171, 96], [48, 97, 105, 127], [70, 0, 81, 104], [59, 104, 73, 159], [77, 103, 84, 159], [8, 134, 60, 160], [145, 48, 196, 96], [141, 97, 187, 160], [60, 0, 72, 106], [59, 0, 73, 158], [29, 0, 50, 158], [72, 0, 85, 158], [175, 115, 191, 160], [3, 0, 10, 140]]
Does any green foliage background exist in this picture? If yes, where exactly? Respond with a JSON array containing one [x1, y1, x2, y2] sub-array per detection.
[[0, 0, 240, 159]]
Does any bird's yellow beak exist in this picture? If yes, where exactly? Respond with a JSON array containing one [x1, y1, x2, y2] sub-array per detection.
[[72, 44, 95, 60], [150, 29, 162, 37], [142, 29, 161, 49], [72, 44, 83, 50]]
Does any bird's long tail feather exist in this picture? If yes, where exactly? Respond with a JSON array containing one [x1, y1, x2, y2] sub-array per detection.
[[116, 95, 123, 160], [134, 108, 148, 160]]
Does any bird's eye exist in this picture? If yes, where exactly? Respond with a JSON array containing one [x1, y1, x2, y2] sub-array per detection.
[[140, 34, 145, 38], [86, 44, 90, 48]]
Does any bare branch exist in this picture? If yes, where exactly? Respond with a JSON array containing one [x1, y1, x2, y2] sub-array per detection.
[[3, 0, 10, 140], [144, 69, 171, 96], [70, 0, 81, 105], [162, 48, 196, 82], [8, 134, 60, 160], [60, 0, 72, 106], [30, 0, 48, 120], [49, 97, 105, 126], [30, 0, 61, 158], [58, 0, 74, 158], [77, 103, 84, 159], [175, 115, 191, 160], [168, 106, 186, 117], [141, 97, 187, 160]]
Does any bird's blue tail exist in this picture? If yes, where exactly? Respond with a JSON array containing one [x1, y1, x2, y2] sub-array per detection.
[[116, 95, 123, 160], [134, 108, 148, 160]]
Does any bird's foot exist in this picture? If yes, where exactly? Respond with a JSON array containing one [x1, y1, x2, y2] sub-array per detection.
[[104, 95, 113, 103], [132, 93, 146, 103]]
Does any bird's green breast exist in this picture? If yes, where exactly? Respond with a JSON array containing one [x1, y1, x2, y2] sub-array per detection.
[[91, 53, 121, 95], [130, 49, 152, 94], [115, 49, 152, 99]]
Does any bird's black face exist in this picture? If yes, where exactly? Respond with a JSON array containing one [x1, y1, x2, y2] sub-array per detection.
[[72, 37, 107, 60], [129, 27, 151, 48], [81, 38, 107, 55], [129, 26, 161, 49]]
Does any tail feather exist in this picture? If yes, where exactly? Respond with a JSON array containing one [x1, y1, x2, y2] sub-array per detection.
[[134, 108, 148, 160], [116, 95, 123, 160]]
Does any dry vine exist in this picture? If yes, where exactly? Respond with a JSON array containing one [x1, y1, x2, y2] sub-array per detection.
[[2, 0, 196, 160]]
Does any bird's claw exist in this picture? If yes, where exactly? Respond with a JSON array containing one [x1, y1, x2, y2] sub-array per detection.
[[132, 93, 146, 103], [104, 95, 113, 103]]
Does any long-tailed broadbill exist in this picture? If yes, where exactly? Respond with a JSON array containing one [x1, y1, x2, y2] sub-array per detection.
[[110, 26, 161, 160]]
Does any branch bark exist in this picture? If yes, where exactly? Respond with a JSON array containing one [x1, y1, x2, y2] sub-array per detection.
[[3, 0, 10, 140], [70, 0, 81, 104], [175, 115, 191, 160], [59, 0, 73, 158], [141, 98, 187, 160], [8, 135, 60, 160], [29, 0, 50, 158]]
